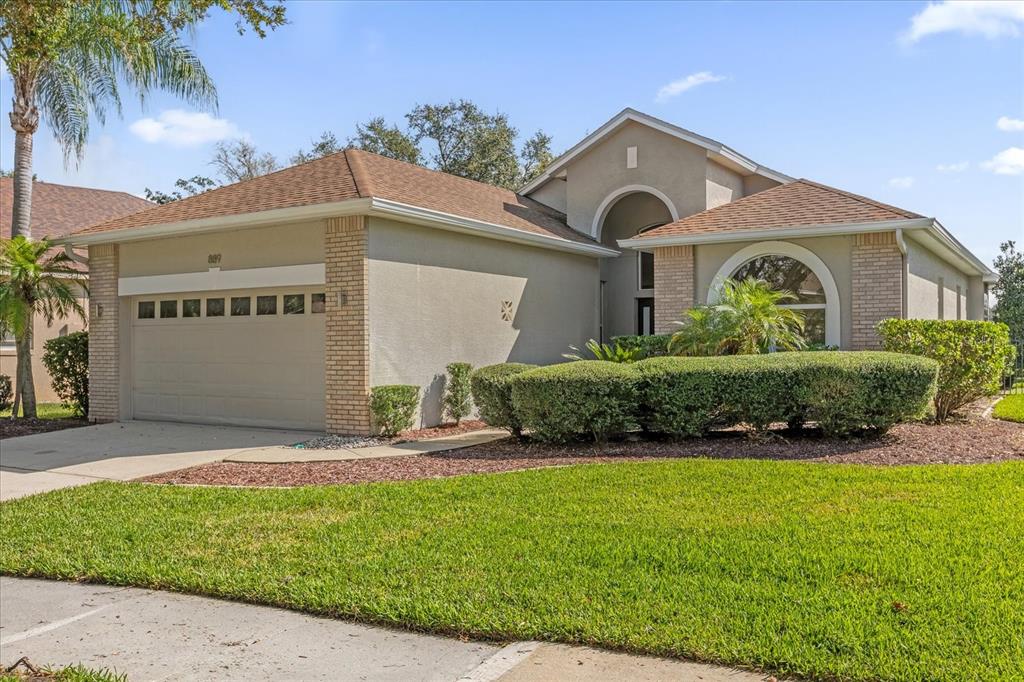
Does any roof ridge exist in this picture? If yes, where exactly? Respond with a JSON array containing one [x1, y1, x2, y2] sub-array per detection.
[[0, 176, 151, 202], [797, 178, 922, 219], [349, 147, 525, 199], [344, 149, 374, 198]]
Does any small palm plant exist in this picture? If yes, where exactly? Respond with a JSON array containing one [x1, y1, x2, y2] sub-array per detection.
[[669, 277, 806, 356], [564, 339, 644, 363], [0, 237, 87, 418]]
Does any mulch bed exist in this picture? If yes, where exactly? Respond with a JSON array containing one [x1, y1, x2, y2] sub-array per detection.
[[294, 420, 490, 450], [141, 417, 1024, 488], [0, 416, 89, 439]]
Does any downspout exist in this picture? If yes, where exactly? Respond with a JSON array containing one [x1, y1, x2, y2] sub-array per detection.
[[894, 228, 908, 319], [64, 244, 89, 265]]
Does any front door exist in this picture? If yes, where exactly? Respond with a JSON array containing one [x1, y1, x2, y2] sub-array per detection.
[[636, 298, 654, 336]]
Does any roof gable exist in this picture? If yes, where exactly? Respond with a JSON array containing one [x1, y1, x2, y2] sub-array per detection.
[[1, 178, 151, 240]]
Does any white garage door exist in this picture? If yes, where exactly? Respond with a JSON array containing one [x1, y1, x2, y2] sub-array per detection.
[[131, 287, 326, 431]]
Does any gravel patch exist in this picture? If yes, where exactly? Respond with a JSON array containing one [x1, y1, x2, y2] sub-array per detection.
[[141, 416, 1024, 488]]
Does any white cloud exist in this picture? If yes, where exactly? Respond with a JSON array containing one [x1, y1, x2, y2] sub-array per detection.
[[902, 1, 1024, 43], [997, 116, 1024, 132], [936, 161, 969, 172], [888, 176, 916, 189], [129, 109, 243, 146], [981, 146, 1024, 175], [655, 72, 727, 102]]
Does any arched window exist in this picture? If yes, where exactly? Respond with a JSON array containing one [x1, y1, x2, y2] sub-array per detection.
[[709, 241, 841, 347], [730, 255, 826, 345]]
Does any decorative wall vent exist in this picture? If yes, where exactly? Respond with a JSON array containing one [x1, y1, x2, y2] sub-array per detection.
[[501, 300, 514, 322]]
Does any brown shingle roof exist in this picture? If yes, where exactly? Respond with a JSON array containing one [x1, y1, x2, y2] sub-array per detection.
[[71, 150, 598, 248], [636, 179, 925, 240], [1, 178, 151, 240]]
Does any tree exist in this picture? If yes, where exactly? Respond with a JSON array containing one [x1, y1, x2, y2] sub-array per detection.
[[520, 130, 554, 184], [993, 240, 1024, 341], [210, 139, 278, 183], [144, 175, 216, 204], [291, 131, 342, 165], [669, 278, 807, 356], [348, 117, 422, 165], [0, 237, 87, 418]]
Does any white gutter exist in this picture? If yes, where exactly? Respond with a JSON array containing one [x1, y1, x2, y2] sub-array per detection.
[[55, 196, 619, 259], [895, 227, 909, 318], [63, 244, 88, 265]]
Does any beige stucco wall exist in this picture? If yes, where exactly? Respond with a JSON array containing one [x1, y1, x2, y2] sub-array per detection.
[[706, 161, 744, 209], [119, 220, 325, 277], [367, 217, 599, 425], [694, 236, 855, 348], [906, 238, 971, 320], [561, 121, 709, 235], [0, 283, 88, 404], [743, 175, 783, 196], [528, 177, 568, 214]]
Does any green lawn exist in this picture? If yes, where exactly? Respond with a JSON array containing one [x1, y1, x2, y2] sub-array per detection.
[[0, 664, 125, 682], [2, 460, 1022, 681], [0, 402, 77, 419], [993, 393, 1024, 423]]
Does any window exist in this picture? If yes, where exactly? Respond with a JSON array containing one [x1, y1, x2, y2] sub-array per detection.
[[160, 300, 177, 319], [730, 254, 827, 345], [283, 294, 304, 315], [638, 251, 654, 290], [58, 325, 68, 337], [0, 330, 14, 348], [956, 285, 962, 320], [637, 298, 654, 335], [311, 293, 326, 314], [206, 298, 225, 317], [183, 299, 201, 318], [138, 301, 156, 319], [937, 277, 945, 320], [231, 297, 251, 316], [257, 295, 277, 315]]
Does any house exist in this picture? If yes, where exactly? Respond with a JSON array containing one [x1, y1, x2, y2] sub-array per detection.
[[0, 178, 151, 402], [57, 108, 995, 433]]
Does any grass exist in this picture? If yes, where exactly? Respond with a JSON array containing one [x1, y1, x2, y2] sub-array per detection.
[[993, 393, 1024, 423], [0, 663, 126, 682], [1, 460, 1022, 681], [0, 402, 77, 419]]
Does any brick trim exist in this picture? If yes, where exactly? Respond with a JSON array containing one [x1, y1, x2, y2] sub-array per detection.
[[851, 231, 903, 349], [653, 245, 694, 334], [325, 216, 371, 434], [87, 244, 119, 422]]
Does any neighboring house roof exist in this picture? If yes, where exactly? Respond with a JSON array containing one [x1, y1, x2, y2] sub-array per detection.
[[634, 179, 923, 240], [65, 150, 607, 255], [1, 177, 151, 240], [519, 108, 793, 196]]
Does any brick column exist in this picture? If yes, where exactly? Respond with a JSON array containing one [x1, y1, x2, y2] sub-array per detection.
[[851, 232, 903, 349], [653, 245, 695, 334], [325, 216, 371, 435], [87, 244, 120, 422]]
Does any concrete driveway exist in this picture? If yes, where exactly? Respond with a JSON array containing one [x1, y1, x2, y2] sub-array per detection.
[[0, 421, 310, 501]]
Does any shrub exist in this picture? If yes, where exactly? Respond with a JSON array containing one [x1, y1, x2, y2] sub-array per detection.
[[470, 363, 536, 436], [564, 339, 643, 363], [510, 361, 639, 443], [369, 385, 419, 437], [636, 352, 938, 438], [878, 319, 1015, 421], [611, 334, 672, 359], [41, 331, 89, 416], [443, 362, 473, 424], [0, 374, 11, 412]]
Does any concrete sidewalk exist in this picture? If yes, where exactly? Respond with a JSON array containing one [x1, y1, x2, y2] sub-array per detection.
[[0, 577, 770, 681]]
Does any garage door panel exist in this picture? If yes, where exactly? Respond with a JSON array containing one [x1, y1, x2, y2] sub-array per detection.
[[131, 288, 326, 431]]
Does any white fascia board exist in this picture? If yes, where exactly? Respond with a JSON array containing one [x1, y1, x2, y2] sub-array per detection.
[[617, 218, 933, 249], [368, 198, 620, 258], [519, 108, 793, 195], [904, 221, 994, 277], [118, 263, 325, 296], [56, 199, 373, 247]]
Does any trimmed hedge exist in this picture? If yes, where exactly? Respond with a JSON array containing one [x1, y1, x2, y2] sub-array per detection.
[[443, 362, 473, 424], [42, 331, 89, 416], [611, 334, 672, 359], [0, 374, 11, 412], [469, 363, 536, 436], [369, 385, 419, 437], [509, 361, 639, 443], [636, 352, 938, 438], [878, 319, 1015, 421]]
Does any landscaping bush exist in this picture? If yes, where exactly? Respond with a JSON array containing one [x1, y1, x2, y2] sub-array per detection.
[[0, 374, 11, 412], [369, 385, 419, 437], [877, 319, 1015, 421], [510, 361, 639, 443], [636, 352, 938, 438], [443, 362, 473, 424], [41, 331, 89, 416], [564, 339, 643, 363], [469, 363, 536, 436], [611, 334, 672, 359]]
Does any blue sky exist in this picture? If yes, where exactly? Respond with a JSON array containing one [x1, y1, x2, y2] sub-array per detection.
[[2, 1, 1022, 265]]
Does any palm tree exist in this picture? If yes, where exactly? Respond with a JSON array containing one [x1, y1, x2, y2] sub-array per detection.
[[670, 278, 807, 356], [0, 237, 87, 418], [2, 1, 219, 238]]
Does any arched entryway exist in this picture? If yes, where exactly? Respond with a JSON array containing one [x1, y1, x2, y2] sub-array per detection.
[[596, 189, 676, 340]]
